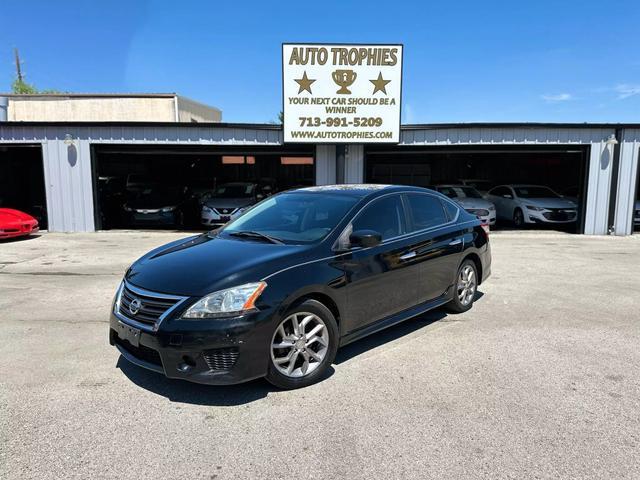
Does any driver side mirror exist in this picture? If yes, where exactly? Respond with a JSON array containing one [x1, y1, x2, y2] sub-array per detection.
[[349, 230, 382, 248]]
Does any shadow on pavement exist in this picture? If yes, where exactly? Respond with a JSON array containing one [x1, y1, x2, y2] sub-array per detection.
[[118, 291, 484, 405]]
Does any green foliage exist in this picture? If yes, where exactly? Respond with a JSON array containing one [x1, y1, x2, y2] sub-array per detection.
[[11, 78, 38, 94]]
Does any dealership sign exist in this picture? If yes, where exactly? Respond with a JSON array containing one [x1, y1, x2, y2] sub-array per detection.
[[282, 43, 403, 143]]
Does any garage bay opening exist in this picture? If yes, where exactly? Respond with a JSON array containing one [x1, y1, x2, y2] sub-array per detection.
[[0, 144, 48, 230], [365, 145, 590, 233], [91, 145, 315, 231]]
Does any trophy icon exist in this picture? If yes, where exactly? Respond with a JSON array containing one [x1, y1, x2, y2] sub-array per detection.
[[332, 69, 357, 94]]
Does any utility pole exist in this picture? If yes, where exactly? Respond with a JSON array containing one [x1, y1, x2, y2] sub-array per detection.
[[14, 48, 23, 82]]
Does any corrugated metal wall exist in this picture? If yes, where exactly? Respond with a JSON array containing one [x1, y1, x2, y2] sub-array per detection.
[[614, 129, 640, 235], [0, 123, 636, 235], [0, 124, 284, 232]]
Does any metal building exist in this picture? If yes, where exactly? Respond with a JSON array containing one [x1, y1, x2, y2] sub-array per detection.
[[0, 121, 638, 235]]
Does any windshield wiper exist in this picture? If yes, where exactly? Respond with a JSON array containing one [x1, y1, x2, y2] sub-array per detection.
[[228, 230, 284, 244]]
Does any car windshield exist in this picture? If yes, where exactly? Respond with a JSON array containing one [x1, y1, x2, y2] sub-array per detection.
[[214, 184, 254, 198], [514, 186, 559, 198], [438, 186, 483, 199], [221, 192, 359, 244]]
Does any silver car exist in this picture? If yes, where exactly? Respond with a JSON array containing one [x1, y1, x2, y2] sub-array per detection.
[[201, 182, 261, 227], [487, 184, 578, 227], [433, 185, 496, 225]]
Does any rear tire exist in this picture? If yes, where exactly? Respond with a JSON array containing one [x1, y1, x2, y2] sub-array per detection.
[[265, 299, 338, 390], [447, 259, 478, 313]]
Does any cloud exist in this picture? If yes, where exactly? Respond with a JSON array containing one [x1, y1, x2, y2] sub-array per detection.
[[614, 84, 640, 99], [540, 93, 572, 102]]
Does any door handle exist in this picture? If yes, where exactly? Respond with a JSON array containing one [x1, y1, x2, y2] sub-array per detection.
[[399, 251, 417, 261], [449, 239, 462, 246]]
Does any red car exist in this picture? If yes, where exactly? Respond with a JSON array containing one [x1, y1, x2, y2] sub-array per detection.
[[0, 208, 39, 240]]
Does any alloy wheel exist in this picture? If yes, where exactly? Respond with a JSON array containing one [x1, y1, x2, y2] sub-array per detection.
[[271, 312, 329, 378], [457, 264, 477, 306]]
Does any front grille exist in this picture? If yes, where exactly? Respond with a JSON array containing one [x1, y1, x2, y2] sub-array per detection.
[[542, 208, 576, 221], [114, 335, 163, 367], [213, 207, 238, 216], [118, 283, 183, 327], [203, 347, 239, 371]]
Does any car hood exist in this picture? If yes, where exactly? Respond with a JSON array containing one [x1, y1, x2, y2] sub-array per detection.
[[454, 198, 494, 210], [0, 208, 36, 226], [521, 198, 577, 209], [204, 197, 254, 209], [125, 233, 310, 297]]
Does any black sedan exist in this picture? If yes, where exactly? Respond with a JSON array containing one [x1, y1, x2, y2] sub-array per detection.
[[110, 185, 491, 389]]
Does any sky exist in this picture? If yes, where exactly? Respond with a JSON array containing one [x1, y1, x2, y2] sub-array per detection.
[[1, 0, 639, 124]]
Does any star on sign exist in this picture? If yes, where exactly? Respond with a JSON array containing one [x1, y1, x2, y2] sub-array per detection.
[[295, 71, 316, 94], [370, 72, 391, 95]]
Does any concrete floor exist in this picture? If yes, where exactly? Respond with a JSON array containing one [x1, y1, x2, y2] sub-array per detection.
[[1, 231, 639, 479]]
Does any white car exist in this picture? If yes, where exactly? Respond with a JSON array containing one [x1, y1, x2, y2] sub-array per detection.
[[487, 184, 578, 227], [201, 182, 261, 227], [433, 185, 496, 225]]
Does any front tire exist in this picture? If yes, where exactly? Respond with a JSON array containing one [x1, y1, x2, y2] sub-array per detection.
[[447, 259, 478, 313], [513, 208, 524, 227], [266, 299, 338, 389]]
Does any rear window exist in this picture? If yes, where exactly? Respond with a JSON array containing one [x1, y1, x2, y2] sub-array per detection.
[[405, 194, 448, 231], [441, 200, 459, 221]]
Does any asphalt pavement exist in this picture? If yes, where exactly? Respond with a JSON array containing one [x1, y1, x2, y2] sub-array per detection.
[[1, 230, 639, 479]]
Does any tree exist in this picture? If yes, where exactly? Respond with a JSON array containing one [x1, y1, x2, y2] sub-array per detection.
[[11, 48, 61, 94], [11, 78, 38, 94]]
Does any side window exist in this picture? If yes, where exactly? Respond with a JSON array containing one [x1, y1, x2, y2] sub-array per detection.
[[441, 199, 459, 221], [405, 194, 448, 231], [491, 186, 509, 197], [352, 195, 405, 240]]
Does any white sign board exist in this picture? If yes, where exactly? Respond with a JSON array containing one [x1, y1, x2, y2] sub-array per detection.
[[282, 43, 403, 143]]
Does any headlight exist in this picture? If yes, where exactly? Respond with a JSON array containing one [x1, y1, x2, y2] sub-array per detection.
[[526, 205, 543, 211], [202, 206, 213, 214], [182, 282, 266, 319], [466, 208, 489, 216], [161, 206, 176, 212], [123, 205, 133, 212], [488, 205, 496, 211]]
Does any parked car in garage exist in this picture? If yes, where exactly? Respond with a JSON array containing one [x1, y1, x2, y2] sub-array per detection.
[[432, 185, 496, 225], [0, 208, 39, 239], [123, 184, 190, 227], [110, 184, 491, 389], [201, 182, 261, 227], [487, 184, 578, 227], [634, 199, 640, 227]]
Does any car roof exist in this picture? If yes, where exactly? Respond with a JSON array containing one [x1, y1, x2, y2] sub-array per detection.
[[291, 184, 434, 199]]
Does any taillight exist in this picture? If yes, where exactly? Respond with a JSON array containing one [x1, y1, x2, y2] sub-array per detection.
[[481, 223, 490, 237]]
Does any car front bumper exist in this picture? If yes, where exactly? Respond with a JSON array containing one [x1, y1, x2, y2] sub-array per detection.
[[109, 306, 277, 385], [200, 208, 242, 226], [125, 211, 179, 226], [525, 209, 577, 224]]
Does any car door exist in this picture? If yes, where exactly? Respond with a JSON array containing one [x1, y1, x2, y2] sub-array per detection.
[[403, 193, 465, 303], [336, 194, 421, 333]]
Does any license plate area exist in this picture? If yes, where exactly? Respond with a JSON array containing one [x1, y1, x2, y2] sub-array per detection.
[[220, 215, 230, 222], [117, 321, 141, 347]]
